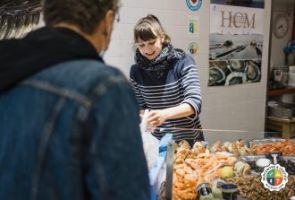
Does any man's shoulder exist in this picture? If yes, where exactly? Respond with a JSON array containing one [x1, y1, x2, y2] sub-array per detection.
[[58, 59, 120, 77], [30, 59, 127, 97]]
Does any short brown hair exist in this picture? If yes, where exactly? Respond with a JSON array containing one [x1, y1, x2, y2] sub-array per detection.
[[43, 0, 120, 34], [134, 14, 171, 45]]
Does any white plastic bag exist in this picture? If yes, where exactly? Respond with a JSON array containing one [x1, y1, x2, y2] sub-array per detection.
[[140, 110, 159, 169], [140, 109, 155, 132]]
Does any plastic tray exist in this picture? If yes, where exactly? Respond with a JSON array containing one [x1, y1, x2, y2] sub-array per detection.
[[280, 156, 295, 162], [240, 155, 266, 162]]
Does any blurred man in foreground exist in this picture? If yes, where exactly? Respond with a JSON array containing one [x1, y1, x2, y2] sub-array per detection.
[[0, 0, 149, 199]]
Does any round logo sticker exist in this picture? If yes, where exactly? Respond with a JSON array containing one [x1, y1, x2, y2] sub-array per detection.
[[261, 164, 288, 191], [186, 0, 203, 11], [188, 42, 199, 55]]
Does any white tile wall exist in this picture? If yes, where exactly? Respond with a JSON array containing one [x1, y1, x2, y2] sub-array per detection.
[[105, 0, 271, 143]]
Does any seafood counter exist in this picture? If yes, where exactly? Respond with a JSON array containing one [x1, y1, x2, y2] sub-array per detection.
[[169, 139, 295, 200]]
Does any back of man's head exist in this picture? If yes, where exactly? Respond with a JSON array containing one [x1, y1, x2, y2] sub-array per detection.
[[42, 0, 119, 34]]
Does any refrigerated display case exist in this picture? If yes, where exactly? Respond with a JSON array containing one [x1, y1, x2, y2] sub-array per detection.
[[148, 135, 295, 200]]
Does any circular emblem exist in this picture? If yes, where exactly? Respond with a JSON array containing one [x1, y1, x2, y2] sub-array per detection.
[[261, 164, 288, 191], [188, 42, 199, 55], [186, 0, 202, 11]]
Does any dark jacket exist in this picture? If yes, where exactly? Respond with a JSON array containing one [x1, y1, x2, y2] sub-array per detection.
[[0, 27, 150, 200]]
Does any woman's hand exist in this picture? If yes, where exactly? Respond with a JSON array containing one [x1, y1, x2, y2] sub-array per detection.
[[147, 110, 168, 127], [145, 103, 196, 128]]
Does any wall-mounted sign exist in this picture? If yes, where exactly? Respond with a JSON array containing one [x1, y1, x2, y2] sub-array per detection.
[[188, 16, 200, 37], [210, 4, 264, 35], [208, 0, 264, 87], [186, 0, 203, 11]]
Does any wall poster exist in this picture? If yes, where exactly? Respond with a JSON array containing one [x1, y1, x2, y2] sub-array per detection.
[[209, 0, 264, 86]]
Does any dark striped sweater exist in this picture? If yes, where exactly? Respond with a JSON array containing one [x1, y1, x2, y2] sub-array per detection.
[[129, 54, 203, 142]]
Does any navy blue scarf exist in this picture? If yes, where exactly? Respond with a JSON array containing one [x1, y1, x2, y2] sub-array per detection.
[[135, 44, 185, 79]]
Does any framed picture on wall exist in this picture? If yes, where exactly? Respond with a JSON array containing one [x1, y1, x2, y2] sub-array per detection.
[[210, 0, 264, 8], [208, 0, 264, 86]]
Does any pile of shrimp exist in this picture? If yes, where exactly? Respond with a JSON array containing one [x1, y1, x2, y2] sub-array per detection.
[[173, 141, 237, 200], [250, 140, 295, 155]]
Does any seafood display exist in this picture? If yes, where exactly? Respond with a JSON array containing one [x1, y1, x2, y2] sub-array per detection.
[[227, 176, 295, 200], [210, 139, 250, 156], [244, 156, 295, 175], [172, 141, 250, 200], [170, 139, 295, 200], [250, 140, 295, 155]]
